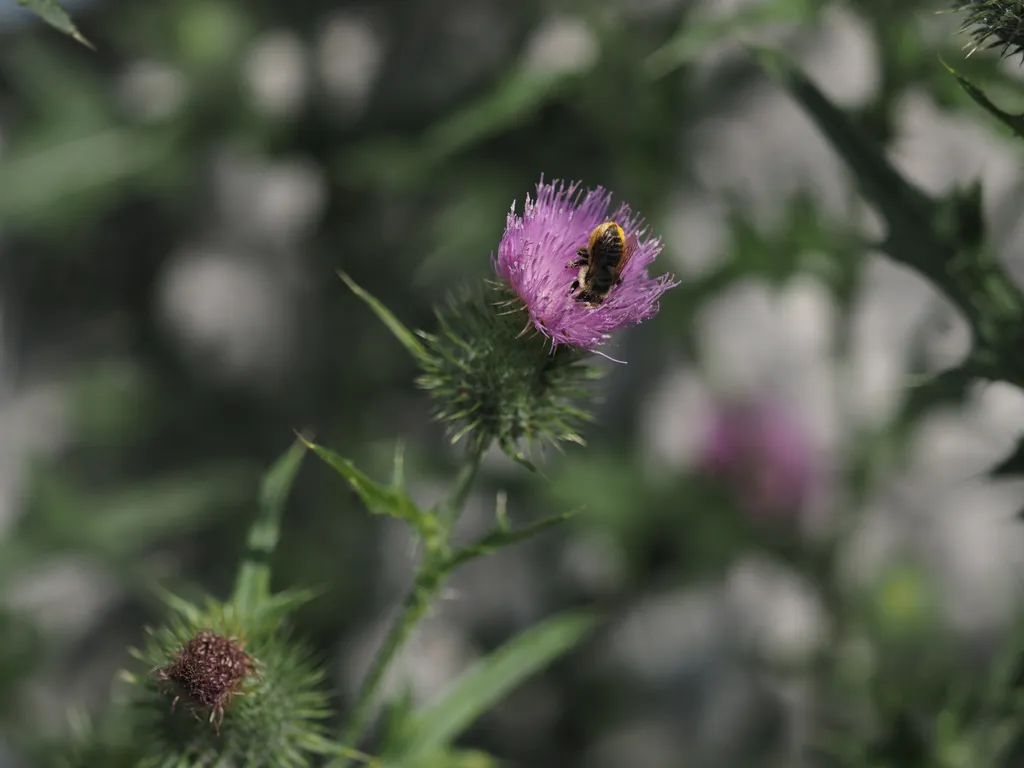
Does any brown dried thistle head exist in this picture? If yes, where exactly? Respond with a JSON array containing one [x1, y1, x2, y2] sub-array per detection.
[[155, 630, 257, 734]]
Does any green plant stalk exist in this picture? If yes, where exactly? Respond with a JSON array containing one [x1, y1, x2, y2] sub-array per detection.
[[336, 447, 485, 764], [338, 570, 443, 760], [436, 443, 486, 537]]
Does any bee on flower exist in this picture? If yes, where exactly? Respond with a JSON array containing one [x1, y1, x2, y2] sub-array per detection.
[[493, 177, 679, 352]]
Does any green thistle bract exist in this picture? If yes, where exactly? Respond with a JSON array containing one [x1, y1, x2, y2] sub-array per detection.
[[955, 0, 1024, 59], [416, 283, 602, 464], [127, 595, 333, 768]]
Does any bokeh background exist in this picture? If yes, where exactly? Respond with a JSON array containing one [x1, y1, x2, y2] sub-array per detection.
[[4, 0, 1024, 765]]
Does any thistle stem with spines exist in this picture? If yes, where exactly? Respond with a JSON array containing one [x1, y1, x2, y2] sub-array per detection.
[[335, 445, 485, 765]]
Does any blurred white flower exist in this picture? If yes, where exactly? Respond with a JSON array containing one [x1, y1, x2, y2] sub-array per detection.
[[156, 247, 298, 392], [244, 30, 309, 117], [117, 60, 187, 123], [520, 15, 598, 77], [212, 150, 327, 247], [316, 12, 384, 121]]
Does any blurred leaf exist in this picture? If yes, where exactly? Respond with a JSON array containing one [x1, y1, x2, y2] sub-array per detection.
[[0, 128, 176, 223], [0, 608, 42, 714], [15, 0, 93, 48], [340, 57, 591, 189], [67, 361, 159, 446], [233, 440, 306, 617], [445, 509, 578, 571], [646, 0, 819, 78], [298, 435, 439, 542], [391, 610, 598, 762], [424, 63, 590, 162], [3, 42, 109, 124], [752, 45, 1024, 345], [391, 440, 406, 490], [23, 466, 253, 558], [942, 57, 1024, 140], [339, 271, 430, 364], [383, 749, 499, 768]]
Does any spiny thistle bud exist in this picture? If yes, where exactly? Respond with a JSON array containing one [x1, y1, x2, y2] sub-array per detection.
[[154, 630, 257, 733], [955, 0, 1024, 60], [416, 284, 601, 463], [125, 596, 333, 768]]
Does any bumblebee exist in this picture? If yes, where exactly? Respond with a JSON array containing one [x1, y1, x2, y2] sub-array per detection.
[[568, 221, 637, 307]]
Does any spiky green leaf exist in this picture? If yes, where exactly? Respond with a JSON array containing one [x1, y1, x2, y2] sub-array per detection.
[[943, 58, 1024, 140], [233, 440, 307, 617], [646, 0, 819, 79], [391, 611, 598, 762], [445, 509, 579, 571], [339, 271, 430, 363], [15, 0, 93, 47], [298, 436, 439, 543]]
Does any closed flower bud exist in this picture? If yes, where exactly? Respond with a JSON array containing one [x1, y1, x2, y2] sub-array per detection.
[[127, 597, 333, 768], [417, 285, 601, 464]]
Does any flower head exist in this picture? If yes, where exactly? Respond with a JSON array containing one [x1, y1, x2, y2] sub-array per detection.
[[493, 178, 678, 350], [698, 400, 817, 520], [129, 595, 333, 768]]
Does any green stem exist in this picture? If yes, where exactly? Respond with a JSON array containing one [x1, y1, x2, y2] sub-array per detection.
[[437, 443, 486, 535], [339, 571, 442, 760], [336, 446, 486, 764]]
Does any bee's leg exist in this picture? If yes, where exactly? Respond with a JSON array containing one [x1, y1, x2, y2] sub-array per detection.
[[569, 279, 579, 294], [568, 247, 589, 268]]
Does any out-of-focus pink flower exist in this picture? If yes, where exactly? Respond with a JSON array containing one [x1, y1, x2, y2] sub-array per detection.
[[698, 400, 818, 520], [493, 177, 678, 351]]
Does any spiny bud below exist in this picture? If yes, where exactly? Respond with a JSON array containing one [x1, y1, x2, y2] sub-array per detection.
[[129, 598, 333, 768], [155, 631, 256, 733]]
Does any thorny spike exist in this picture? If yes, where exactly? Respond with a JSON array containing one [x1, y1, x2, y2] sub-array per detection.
[[516, 316, 534, 338]]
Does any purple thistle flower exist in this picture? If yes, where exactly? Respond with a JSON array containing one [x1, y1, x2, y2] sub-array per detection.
[[493, 177, 678, 351], [698, 400, 818, 521]]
